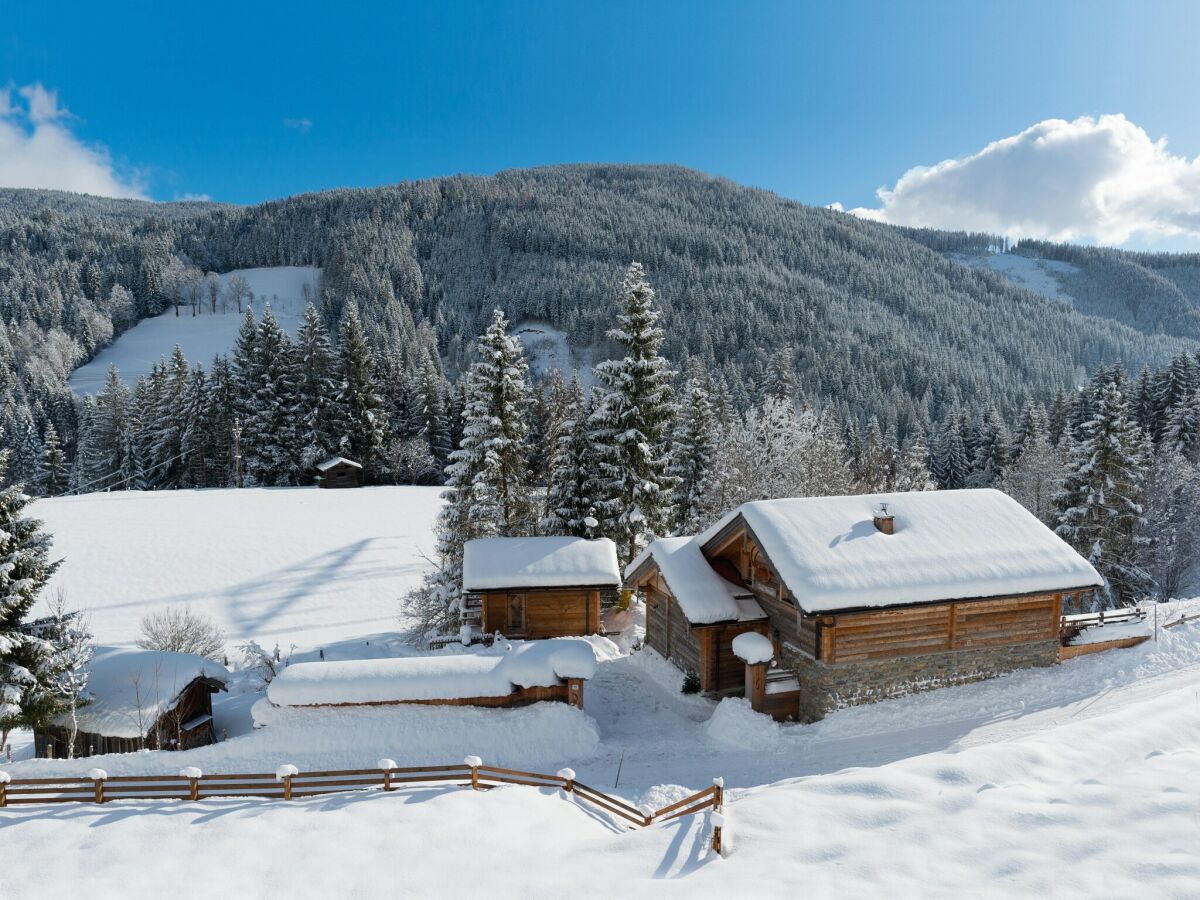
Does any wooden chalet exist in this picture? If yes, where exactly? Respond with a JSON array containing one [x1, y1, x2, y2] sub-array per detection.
[[33, 647, 228, 758], [462, 537, 621, 639], [627, 490, 1103, 721], [315, 456, 362, 488]]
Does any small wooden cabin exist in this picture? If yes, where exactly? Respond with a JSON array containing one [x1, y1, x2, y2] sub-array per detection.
[[33, 647, 227, 758], [462, 537, 621, 639], [628, 490, 1102, 720], [316, 456, 362, 488]]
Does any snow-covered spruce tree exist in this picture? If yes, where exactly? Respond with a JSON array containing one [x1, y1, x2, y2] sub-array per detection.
[[893, 430, 935, 492], [178, 364, 210, 488], [35, 423, 68, 497], [1054, 379, 1148, 607], [930, 418, 969, 490], [1138, 448, 1200, 600], [542, 379, 602, 537], [27, 592, 93, 758], [243, 307, 302, 486], [590, 263, 677, 566], [151, 345, 192, 486], [999, 432, 1067, 526], [295, 304, 345, 475], [401, 309, 535, 640], [336, 306, 389, 480], [763, 347, 797, 403], [669, 378, 718, 534], [968, 403, 1011, 487], [1164, 388, 1200, 462], [0, 452, 61, 752]]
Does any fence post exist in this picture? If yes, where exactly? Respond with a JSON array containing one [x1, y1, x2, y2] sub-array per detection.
[[379, 758, 397, 792], [0, 770, 9, 807], [276, 764, 299, 800], [180, 767, 202, 801], [557, 767, 575, 794], [89, 768, 108, 804], [464, 755, 482, 791], [711, 777, 724, 855]]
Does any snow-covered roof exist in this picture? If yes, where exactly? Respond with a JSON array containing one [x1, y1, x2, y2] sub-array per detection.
[[462, 537, 620, 591], [627, 537, 766, 624], [267, 639, 597, 707], [316, 456, 362, 471], [697, 489, 1103, 614], [56, 647, 227, 739]]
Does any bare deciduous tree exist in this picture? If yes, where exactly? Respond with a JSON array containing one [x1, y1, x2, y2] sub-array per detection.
[[136, 607, 226, 661]]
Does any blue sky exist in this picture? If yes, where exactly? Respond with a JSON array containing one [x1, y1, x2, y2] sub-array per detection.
[[3, 1, 1199, 246]]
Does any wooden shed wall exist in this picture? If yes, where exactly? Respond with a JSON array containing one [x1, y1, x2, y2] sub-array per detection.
[[480, 588, 601, 638], [644, 587, 701, 676], [700, 622, 769, 693], [820, 592, 1063, 663]]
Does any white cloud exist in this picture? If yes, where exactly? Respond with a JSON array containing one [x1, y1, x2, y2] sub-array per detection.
[[283, 117, 312, 133], [0, 82, 147, 199], [849, 114, 1200, 246]]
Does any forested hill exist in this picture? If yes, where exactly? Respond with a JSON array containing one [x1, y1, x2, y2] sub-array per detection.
[[0, 164, 1192, 445]]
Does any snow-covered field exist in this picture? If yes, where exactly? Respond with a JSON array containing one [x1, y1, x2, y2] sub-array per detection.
[[947, 251, 1078, 302], [30, 486, 442, 647], [4, 610, 1200, 897], [8, 483, 1200, 897], [69, 266, 320, 393]]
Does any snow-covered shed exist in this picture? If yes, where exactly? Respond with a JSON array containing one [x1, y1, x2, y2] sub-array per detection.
[[462, 537, 621, 639], [266, 639, 596, 711], [315, 456, 362, 488], [625, 537, 767, 693], [33, 647, 228, 758], [627, 490, 1102, 719]]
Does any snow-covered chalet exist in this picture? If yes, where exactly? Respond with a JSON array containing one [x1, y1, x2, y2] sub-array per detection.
[[626, 489, 1102, 721]]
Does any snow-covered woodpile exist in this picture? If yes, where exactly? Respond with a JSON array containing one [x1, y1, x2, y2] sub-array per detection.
[[265, 639, 597, 711], [33, 647, 228, 758], [462, 537, 621, 639]]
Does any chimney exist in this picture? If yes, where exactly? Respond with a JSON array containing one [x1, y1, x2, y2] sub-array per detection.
[[873, 502, 895, 535]]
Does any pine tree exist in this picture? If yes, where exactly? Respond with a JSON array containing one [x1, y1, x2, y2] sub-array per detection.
[[243, 308, 302, 486], [26, 593, 93, 758], [590, 263, 677, 565], [35, 423, 68, 496], [0, 451, 61, 750], [931, 418, 969, 489], [336, 306, 389, 479], [401, 309, 535, 640], [969, 403, 1011, 487], [1165, 389, 1200, 462], [669, 379, 718, 533], [764, 347, 797, 403], [1055, 380, 1148, 606], [295, 304, 344, 475], [152, 345, 192, 486], [542, 380, 601, 537]]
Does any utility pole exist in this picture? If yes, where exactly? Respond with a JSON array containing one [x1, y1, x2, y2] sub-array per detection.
[[233, 419, 243, 488]]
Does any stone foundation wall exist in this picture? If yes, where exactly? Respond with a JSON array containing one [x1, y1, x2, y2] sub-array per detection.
[[785, 639, 1061, 722]]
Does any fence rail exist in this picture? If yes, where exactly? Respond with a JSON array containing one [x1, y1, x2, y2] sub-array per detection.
[[0, 759, 726, 851]]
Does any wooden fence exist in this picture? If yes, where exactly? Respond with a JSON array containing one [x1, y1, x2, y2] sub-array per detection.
[[0, 759, 726, 851]]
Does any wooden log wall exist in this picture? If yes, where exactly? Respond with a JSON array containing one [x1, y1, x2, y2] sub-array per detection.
[[822, 593, 1063, 664], [481, 589, 600, 638], [643, 587, 701, 675]]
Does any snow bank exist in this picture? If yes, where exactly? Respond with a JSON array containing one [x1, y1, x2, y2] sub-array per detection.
[[267, 639, 597, 707], [69, 267, 320, 393], [627, 536, 764, 624], [1068, 619, 1152, 646], [731, 632, 773, 664], [704, 698, 787, 751], [63, 646, 227, 739], [31, 486, 443, 646], [697, 489, 1102, 613], [463, 536, 620, 590]]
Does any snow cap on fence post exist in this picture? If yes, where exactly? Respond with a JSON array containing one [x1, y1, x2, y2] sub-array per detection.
[[464, 755, 482, 791], [275, 764, 300, 781], [557, 767, 575, 793], [179, 767, 203, 779], [0, 771, 11, 783], [0, 770, 8, 808], [180, 766, 203, 801], [88, 768, 108, 781], [379, 758, 398, 792], [378, 758, 397, 771]]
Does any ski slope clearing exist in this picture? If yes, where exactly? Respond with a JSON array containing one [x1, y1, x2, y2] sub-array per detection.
[[4, 617, 1200, 898], [68, 266, 320, 393], [30, 486, 442, 647], [948, 251, 1078, 302]]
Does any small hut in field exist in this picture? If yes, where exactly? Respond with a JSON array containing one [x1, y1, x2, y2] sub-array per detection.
[[315, 456, 363, 489], [33, 647, 228, 758], [462, 537, 621, 639]]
